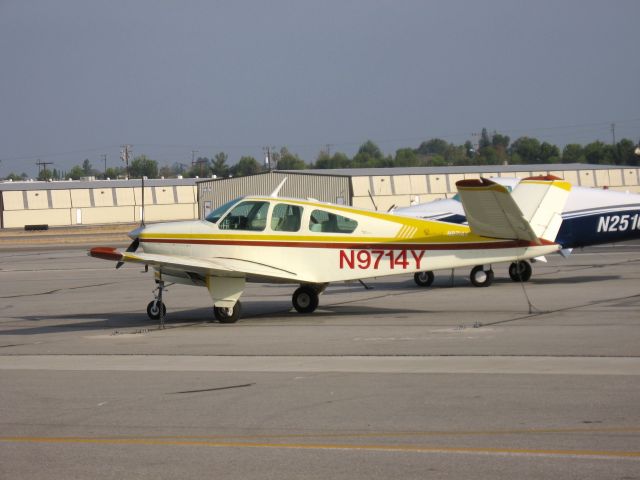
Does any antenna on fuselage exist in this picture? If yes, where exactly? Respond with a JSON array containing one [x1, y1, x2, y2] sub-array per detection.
[[140, 176, 146, 227], [270, 177, 287, 197]]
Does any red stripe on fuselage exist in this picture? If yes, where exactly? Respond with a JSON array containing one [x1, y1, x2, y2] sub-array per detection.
[[140, 238, 551, 250]]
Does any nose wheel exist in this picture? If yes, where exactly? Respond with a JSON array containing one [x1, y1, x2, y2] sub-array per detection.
[[147, 279, 169, 327], [147, 300, 166, 320]]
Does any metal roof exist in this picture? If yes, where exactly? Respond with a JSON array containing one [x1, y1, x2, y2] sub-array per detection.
[[0, 178, 198, 192], [278, 163, 628, 177]]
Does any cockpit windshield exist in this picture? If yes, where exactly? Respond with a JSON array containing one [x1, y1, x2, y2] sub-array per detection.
[[205, 198, 242, 223]]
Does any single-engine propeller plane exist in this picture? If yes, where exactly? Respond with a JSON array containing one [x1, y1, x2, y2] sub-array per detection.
[[90, 176, 570, 323]]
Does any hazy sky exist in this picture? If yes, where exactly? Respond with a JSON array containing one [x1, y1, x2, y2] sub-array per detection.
[[1, 0, 639, 176]]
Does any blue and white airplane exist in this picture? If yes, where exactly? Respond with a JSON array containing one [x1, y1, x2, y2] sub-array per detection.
[[394, 177, 640, 287]]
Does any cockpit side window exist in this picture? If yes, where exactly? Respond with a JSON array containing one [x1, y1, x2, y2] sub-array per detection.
[[309, 209, 358, 233], [219, 201, 269, 231], [205, 198, 242, 224], [271, 203, 302, 232]]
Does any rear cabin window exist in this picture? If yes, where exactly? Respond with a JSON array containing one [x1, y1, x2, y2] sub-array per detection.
[[271, 203, 302, 232], [219, 201, 269, 231], [309, 209, 358, 234]]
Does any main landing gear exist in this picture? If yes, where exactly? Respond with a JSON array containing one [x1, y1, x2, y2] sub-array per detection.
[[413, 271, 434, 287], [508, 260, 532, 282], [292, 284, 327, 314], [469, 265, 494, 287], [213, 302, 242, 324], [413, 266, 495, 288]]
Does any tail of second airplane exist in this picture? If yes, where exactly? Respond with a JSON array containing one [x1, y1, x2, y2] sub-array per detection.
[[455, 175, 571, 244]]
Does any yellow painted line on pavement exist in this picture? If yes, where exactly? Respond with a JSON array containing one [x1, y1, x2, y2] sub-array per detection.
[[1, 435, 639, 459]]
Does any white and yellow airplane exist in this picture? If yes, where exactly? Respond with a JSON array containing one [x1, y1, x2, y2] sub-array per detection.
[[90, 176, 570, 323]]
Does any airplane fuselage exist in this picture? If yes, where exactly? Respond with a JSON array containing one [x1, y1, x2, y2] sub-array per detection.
[[137, 196, 560, 286]]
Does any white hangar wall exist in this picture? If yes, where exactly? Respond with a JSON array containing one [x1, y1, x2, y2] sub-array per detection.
[[0, 179, 198, 229], [3, 165, 639, 229]]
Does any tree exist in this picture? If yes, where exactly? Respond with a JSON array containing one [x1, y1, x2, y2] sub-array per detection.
[[479, 128, 491, 149], [68, 165, 85, 180], [352, 140, 389, 167], [540, 142, 560, 163], [37, 168, 53, 181], [212, 152, 230, 177], [187, 157, 211, 178], [104, 166, 125, 179], [615, 139, 637, 166], [82, 159, 93, 175], [562, 144, 584, 164], [231, 156, 261, 177], [394, 148, 420, 167], [491, 133, 510, 149], [129, 155, 158, 178], [314, 152, 351, 169], [277, 147, 307, 170], [416, 138, 448, 156], [511, 137, 542, 164], [4, 172, 28, 181], [477, 146, 500, 165]]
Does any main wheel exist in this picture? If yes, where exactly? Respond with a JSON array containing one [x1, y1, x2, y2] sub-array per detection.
[[414, 271, 434, 287], [214, 301, 242, 323], [292, 286, 319, 314], [470, 265, 494, 287], [147, 300, 166, 320], [508, 261, 532, 282]]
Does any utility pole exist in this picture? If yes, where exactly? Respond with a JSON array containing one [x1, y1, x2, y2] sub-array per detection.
[[120, 144, 132, 179], [263, 146, 276, 171], [36, 159, 53, 179], [325, 144, 333, 157], [611, 123, 616, 145], [101, 154, 107, 177]]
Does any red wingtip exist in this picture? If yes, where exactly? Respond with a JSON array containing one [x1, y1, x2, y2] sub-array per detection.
[[455, 177, 497, 188], [89, 247, 124, 261]]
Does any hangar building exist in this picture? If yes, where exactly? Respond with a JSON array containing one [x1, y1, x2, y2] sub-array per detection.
[[0, 178, 197, 229], [2, 164, 639, 229], [197, 164, 640, 218]]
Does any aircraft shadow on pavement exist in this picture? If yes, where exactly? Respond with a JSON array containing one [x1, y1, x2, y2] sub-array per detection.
[[1, 310, 212, 336], [3, 301, 434, 335]]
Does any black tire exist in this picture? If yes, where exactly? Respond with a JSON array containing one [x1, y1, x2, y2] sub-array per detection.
[[292, 286, 319, 314], [413, 271, 434, 287], [470, 265, 494, 287], [214, 301, 242, 323], [508, 261, 532, 282], [147, 300, 166, 320]]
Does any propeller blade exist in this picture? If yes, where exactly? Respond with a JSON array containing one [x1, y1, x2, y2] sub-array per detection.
[[116, 237, 140, 269]]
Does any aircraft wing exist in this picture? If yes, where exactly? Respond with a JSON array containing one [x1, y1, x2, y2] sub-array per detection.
[[89, 247, 299, 282]]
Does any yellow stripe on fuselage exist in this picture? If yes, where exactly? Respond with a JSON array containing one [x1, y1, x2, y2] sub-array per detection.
[[520, 179, 572, 191]]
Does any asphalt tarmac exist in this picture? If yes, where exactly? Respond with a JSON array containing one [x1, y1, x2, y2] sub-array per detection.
[[1, 241, 639, 479]]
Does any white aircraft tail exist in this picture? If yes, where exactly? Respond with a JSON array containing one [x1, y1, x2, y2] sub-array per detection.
[[456, 176, 571, 244]]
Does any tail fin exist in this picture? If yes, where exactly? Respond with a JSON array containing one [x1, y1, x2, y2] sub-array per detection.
[[455, 176, 571, 244], [510, 176, 571, 242]]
